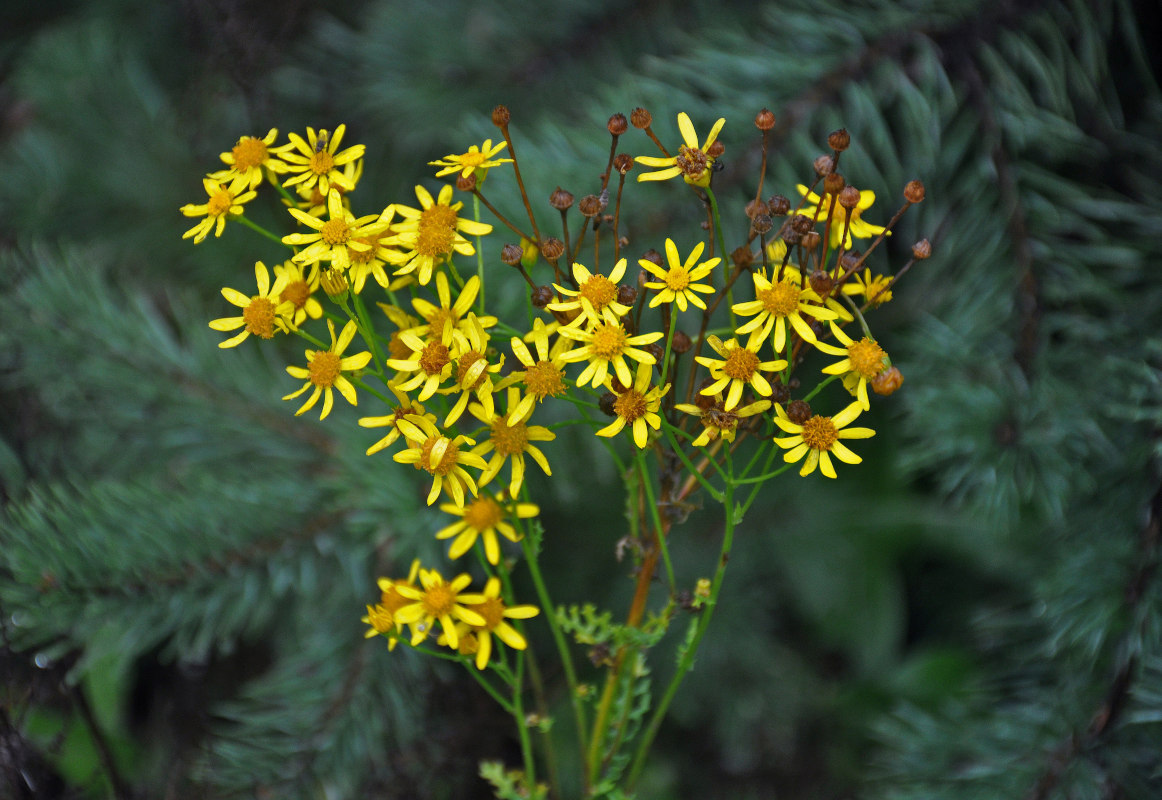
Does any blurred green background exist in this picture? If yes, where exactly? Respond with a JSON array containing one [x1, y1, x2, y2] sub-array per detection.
[[2, 0, 1161, 798]]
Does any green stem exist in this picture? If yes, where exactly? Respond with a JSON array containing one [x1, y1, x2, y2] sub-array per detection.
[[705, 187, 734, 329], [512, 650, 536, 786], [233, 214, 289, 246]]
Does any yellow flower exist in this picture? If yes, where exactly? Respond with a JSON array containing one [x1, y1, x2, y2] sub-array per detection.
[[558, 308, 664, 388], [640, 238, 719, 312], [461, 577, 539, 671], [731, 270, 838, 353], [210, 128, 287, 193], [180, 178, 256, 244], [348, 205, 409, 294], [675, 394, 771, 447], [548, 259, 632, 327], [393, 414, 488, 507], [429, 139, 513, 179], [508, 319, 570, 420], [282, 190, 394, 271], [436, 492, 538, 565], [796, 184, 888, 250], [812, 322, 889, 411], [443, 313, 504, 428], [843, 270, 894, 308], [282, 319, 372, 419], [208, 261, 294, 348], [272, 260, 323, 329], [694, 335, 787, 411], [386, 320, 456, 402], [278, 125, 365, 195], [635, 112, 726, 187], [392, 568, 486, 650], [469, 386, 555, 497], [358, 382, 436, 456], [410, 273, 496, 342], [597, 362, 669, 449], [773, 401, 875, 478], [392, 184, 493, 286]]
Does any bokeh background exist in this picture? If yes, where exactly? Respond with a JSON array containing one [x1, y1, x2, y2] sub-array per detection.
[[2, 0, 1161, 798]]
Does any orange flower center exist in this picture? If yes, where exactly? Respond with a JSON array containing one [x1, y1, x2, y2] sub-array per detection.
[[589, 322, 627, 359], [663, 268, 691, 292], [524, 360, 566, 399], [579, 273, 618, 310], [380, 583, 411, 614], [476, 597, 506, 630], [242, 296, 277, 338], [458, 151, 487, 167], [427, 308, 457, 339], [388, 332, 411, 361], [613, 389, 648, 422], [309, 150, 335, 176], [676, 144, 709, 179], [848, 338, 886, 378], [456, 351, 488, 389], [415, 204, 459, 257], [421, 584, 455, 617], [231, 137, 268, 170], [800, 414, 838, 451], [207, 188, 233, 217], [280, 280, 310, 310], [321, 218, 352, 245], [419, 341, 451, 376], [308, 350, 342, 387], [490, 418, 529, 458], [758, 281, 800, 318], [418, 435, 460, 476], [349, 235, 378, 264], [722, 346, 760, 381], [463, 496, 503, 531]]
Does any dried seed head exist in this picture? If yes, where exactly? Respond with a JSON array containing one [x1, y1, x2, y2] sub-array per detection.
[[838, 185, 861, 209], [549, 187, 574, 210], [630, 107, 652, 129], [598, 392, 618, 417], [578, 194, 603, 218], [671, 329, 691, 354], [531, 285, 553, 308], [642, 342, 664, 362], [677, 589, 695, 612], [455, 173, 476, 192], [912, 238, 932, 259], [769, 379, 791, 405], [501, 243, 524, 266], [809, 269, 834, 297], [540, 237, 565, 262], [840, 251, 861, 271], [781, 229, 801, 246], [871, 366, 904, 396], [814, 154, 835, 176], [801, 231, 821, 252], [696, 378, 718, 410], [617, 284, 637, 306], [731, 245, 755, 268], [904, 180, 926, 203], [751, 214, 773, 235], [640, 249, 664, 268], [828, 128, 850, 151], [608, 113, 628, 136], [786, 399, 812, 423], [823, 173, 846, 195], [491, 105, 510, 127], [755, 108, 776, 131], [791, 214, 814, 235], [744, 198, 766, 219], [613, 154, 634, 174], [768, 195, 791, 216], [706, 140, 725, 158]]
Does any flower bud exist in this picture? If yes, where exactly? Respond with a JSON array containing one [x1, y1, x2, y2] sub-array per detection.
[[814, 154, 835, 176], [540, 237, 565, 262], [904, 180, 926, 203], [769, 379, 791, 405], [871, 366, 904, 396], [500, 243, 524, 266], [630, 107, 652, 129], [828, 128, 850, 151], [578, 194, 602, 218], [838, 185, 861, 209], [613, 154, 634, 174], [530, 285, 553, 308], [912, 238, 932, 259], [823, 173, 845, 196], [840, 251, 861, 271], [755, 108, 776, 130], [549, 187, 574, 210], [320, 268, 348, 300], [608, 113, 628, 135], [491, 105, 510, 127], [768, 195, 791, 216], [786, 400, 812, 423]]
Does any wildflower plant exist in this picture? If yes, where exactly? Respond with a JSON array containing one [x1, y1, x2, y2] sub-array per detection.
[[184, 109, 929, 798]]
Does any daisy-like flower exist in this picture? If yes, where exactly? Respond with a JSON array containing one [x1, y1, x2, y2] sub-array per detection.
[[364, 558, 422, 649], [348, 206, 409, 294], [282, 190, 394, 272], [695, 335, 787, 411], [731, 270, 838, 352], [548, 259, 632, 327], [641, 238, 719, 312], [597, 362, 669, 449], [443, 313, 504, 427], [392, 184, 493, 286], [282, 319, 372, 419], [469, 386, 555, 498], [392, 568, 486, 650], [843, 270, 894, 308], [386, 321, 456, 401], [675, 394, 771, 447], [636, 112, 726, 187], [410, 273, 497, 341], [272, 260, 323, 329], [377, 303, 423, 361], [773, 401, 876, 478], [290, 156, 363, 218], [211, 128, 287, 193], [813, 322, 890, 411], [436, 492, 539, 564], [180, 178, 256, 244], [278, 125, 365, 195], [796, 184, 888, 250], [393, 414, 488, 507], [508, 319, 570, 422], [429, 139, 513, 180], [558, 308, 664, 388], [460, 577, 539, 671], [358, 382, 436, 456], [208, 261, 294, 348]]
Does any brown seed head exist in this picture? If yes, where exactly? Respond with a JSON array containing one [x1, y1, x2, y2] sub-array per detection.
[[840, 251, 861, 271], [607, 113, 628, 135], [731, 245, 755, 268], [455, 173, 476, 192], [500, 243, 524, 266], [814, 154, 835, 176], [791, 214, 814, 235], [671, 330, 691, 354], [549, 187, 574, 210], [904, 180, 926, 203], [823, 173, 846, 195], [871, 366, 904, 396], [751, 214, 773, 235], [828, 128, 850, 151], [838, 185, 861, 209], [755, 108, 776, 131], [578, 194, 602, 218], [531, 285, 553, 308], [613, 154, 634, 174], [640, 249, 664, 268], [768, 195, 791, 216], [540, 237, 565, 262], [642, 342, 664, 363], [598, 392, 617, 417], [744, 198, 766, 219], [912, 238, 932, 260], [706, 140, 725, 158], [769, 380, 791, 405], [786, 400, 812, 424], [617, 284, 637, 306], [630, 107, 652, 129], [801, 231, 821, 252], [491, 105, 510, 127], [809, 269, 834, 297]]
